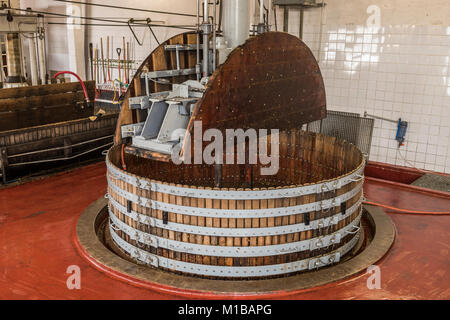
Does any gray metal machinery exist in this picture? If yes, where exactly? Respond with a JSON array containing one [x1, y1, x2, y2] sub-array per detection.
[[273, 0, 325, 39], [0, 6, 47, 87], [122, 0, 327, 156], [122, 0, 257, 155]]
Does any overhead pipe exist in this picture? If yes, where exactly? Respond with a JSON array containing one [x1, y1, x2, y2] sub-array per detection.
[[54, 0, 199, 18]]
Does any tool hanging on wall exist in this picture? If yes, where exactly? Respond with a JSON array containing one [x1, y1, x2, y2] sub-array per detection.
[[95, 48, 99, 83], [123, 37, 127, 84], [116, 47, 122, 83], [100, 37, 106, 83], [126, 41, 130, 83], [364, 111, 408, 148], [107, 36, 111, 82], [89, 43, 94, 81]]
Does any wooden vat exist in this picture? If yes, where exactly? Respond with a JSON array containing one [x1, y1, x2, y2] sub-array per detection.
[[0, 81, 118, 183], [106, 129, 365, 279]]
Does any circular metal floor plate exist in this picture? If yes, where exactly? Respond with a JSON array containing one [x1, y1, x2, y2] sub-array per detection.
[[75, 197, 395, 298]]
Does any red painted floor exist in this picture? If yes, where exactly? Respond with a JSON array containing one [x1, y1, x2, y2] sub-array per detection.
[[0, 162, 449, 300]]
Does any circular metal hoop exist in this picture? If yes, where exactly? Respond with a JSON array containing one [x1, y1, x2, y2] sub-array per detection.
[[75, 198, 395, 297]]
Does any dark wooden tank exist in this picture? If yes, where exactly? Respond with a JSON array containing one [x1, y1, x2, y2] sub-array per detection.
[[0, 81, 118, 183]]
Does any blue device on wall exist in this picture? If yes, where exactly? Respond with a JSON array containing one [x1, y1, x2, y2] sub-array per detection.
[[395, 119, 408, 147], [364, 112, 408, 148]]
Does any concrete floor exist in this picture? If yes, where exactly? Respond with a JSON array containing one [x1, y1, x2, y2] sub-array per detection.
[[0, 162, 449, 299]]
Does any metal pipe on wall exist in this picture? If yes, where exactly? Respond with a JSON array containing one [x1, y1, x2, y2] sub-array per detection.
[[38, 34, 47, 84], [317, 0, 326, 62], [37, 16, 47, 84], [212, 0, 216, 72], [196, 0, 201, 80], [259, 0, 264, 24], [222, 0, 249, 50], [28, 35, 39, 85], [18, 33, 27, 85], [5, 33, 22, 86], [202, 0, 209, 78]]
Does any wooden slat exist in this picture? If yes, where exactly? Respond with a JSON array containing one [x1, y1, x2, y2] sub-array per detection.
[[0, 81, 96, 100], [169, 34, 187, 84], [0, 91, 90, 113], [0, 104, 94, 132], [151, 44, 170, 93]]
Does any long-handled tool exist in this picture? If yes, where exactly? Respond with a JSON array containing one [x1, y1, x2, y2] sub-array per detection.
[[94, 47, 99, 83], [107, 36, 111, 82], [100, 37, 106, 83], [126, 41, 130, 83], [123, 37, 127, 84], [89, 43, 94, 81], [116, 47, 122, 83]]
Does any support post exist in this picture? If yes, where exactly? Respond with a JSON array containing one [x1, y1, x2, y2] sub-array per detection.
[[0, 148, 8, 184], [283, 6, 289, 32]]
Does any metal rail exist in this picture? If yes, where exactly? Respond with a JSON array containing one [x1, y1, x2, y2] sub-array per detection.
[[54, 0, 201, 18], [8, 142, 112, 167], [8, 7, 197, 30], [8, 135, 114, 159]]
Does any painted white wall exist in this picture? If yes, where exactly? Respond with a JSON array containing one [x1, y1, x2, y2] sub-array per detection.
[[19, 0, 450, 173]]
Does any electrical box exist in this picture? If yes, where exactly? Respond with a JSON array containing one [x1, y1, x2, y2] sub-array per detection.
[[273, 0, 317, 5]]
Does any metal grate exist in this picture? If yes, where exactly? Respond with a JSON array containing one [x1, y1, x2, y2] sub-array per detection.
[[306, 110, 374, 157]]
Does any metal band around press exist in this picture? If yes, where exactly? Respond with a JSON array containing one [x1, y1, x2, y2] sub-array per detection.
[[106, 151, 365, 200], [106, 174, 363, 219], [109, 224, 360, 277], [108, 192, 362, 237], [109, 209, 362, 257]]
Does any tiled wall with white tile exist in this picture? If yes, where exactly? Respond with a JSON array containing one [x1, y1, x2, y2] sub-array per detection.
[[281, 0, 450, 173]]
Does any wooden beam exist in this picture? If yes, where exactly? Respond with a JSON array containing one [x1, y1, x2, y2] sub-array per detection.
[[0, 91, 90, 113], [0, 81, 95, 100]]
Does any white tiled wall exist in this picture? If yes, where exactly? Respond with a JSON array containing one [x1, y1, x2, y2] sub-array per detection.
[[284, 1, 450, 174]]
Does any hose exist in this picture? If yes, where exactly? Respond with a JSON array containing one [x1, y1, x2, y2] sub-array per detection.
[[364, 200, 450, 215], [121, 144, 127, 171], [53, 71, 90, 102]]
